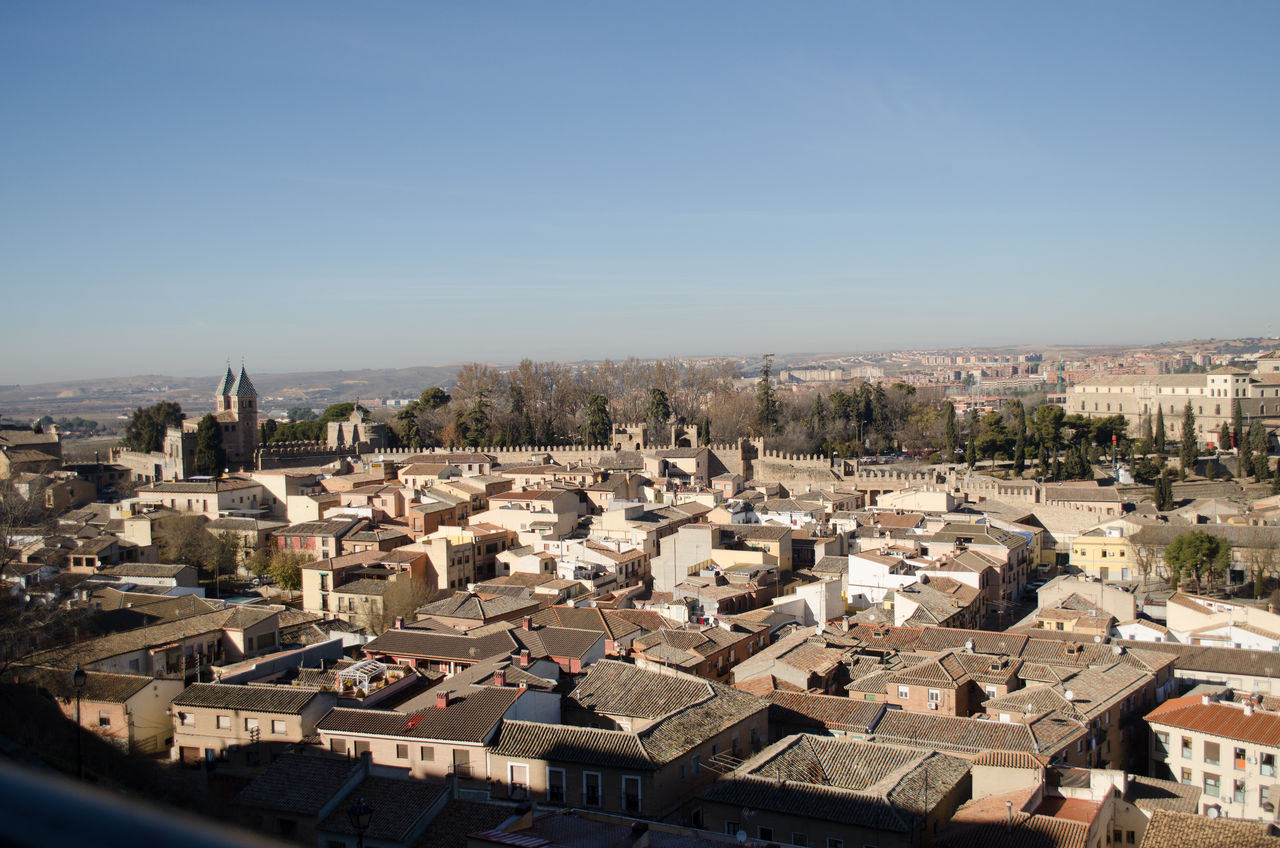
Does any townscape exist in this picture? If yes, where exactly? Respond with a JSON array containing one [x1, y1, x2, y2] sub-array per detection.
[[2, 340, 1280, 848]]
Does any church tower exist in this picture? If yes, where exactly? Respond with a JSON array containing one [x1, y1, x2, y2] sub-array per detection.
[[228, 364, 259, 463], [215, 363, 235, 414]]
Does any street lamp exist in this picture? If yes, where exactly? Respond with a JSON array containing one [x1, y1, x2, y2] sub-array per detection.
[[71, 665, 86, 781], [347, 797, 373, 848]]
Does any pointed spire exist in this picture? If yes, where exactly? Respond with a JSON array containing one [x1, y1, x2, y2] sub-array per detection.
[[215, 363, 235, 397], [231, 363, 257, 398]]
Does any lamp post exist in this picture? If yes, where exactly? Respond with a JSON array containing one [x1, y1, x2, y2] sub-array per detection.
[[71, 665, 86, 781], [347, 797, 372, 848]]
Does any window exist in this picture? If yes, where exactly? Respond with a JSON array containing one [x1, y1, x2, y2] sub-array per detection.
[[272, 720, 286, 735], [1205, 741, 1220, 766], [1155, 732, 1169, 756], [583, 772, 602, 807], [692, 754, 702, 777], [396, 744, 409, 760], [1263, 753, 1276, 777], [178, 712, 195, 727], [897, 686, 910, 699], [792, 834, 808, 847], [1181, 768, 1192, 785], [827, 840, 844, 848], [1235, 747, 1247, 770], [420, 745, 434, 761], [329, 739, 345, 754], [986, 686, 998, 700], [622, 775, 642, 813], [244, 717, 260, 732], [1126, 832, 1135, 844], [547, 768, 566, 804], [1204, 773, 1220, 797], [1235, 779, 1247, 803], [353, 740, 370, 756], [98, 711, 111, 728], [216, 715, 230, 730], [928, 689, 941, 703], [1181, 736, 1192, 758], [1262, 785, 1273, 810], [725, 822, 739, 836], [758, 827, 774, 841], [509, 763, 529, 798]]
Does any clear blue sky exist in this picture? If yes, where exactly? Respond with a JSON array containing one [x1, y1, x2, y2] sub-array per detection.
[[3, 2, 1278, 383]]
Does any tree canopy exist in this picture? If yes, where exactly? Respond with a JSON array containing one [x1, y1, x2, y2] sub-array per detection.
[[121, 401, 184, 453], [193, 414, 226, 476], [1164, 530, 1231, 594]]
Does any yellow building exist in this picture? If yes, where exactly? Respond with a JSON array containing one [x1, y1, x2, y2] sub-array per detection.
[[1070, 526, 1135, 581]]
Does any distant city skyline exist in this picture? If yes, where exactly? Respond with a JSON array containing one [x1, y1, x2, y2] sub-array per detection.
[[3, 2, 1279, 384]]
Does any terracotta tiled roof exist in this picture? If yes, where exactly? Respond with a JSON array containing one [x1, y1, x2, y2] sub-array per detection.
[[568, 659, 711, 719], [11, 665, 154, 703], [528, 606, 641, 640], [969, 751, 1050, 769], [1124, 775, 1201, 814], [317, 775, 447, 842], [491, 720, 654, 770], [174, 682, 324, 714], [938, 789, 1088, 848], [702, 735, 970, 832], [233, 752, 360, 814], [511, 625, 603, 660], [1139, 809, 1280, 848], [872, 709, 1084, 757], [608, 608, 681, 632], [364, 628, 518, 662], [30, 606, 279, 668], [1146, 695, 1280, 746], [766, 691, 886, 733], [319, 687, 521, 744]]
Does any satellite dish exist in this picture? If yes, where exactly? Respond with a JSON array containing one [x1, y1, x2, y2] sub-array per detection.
[[736, 830, 748, 844], [1207, 807, 1220, 819], [1093, 635, 1102, 643]]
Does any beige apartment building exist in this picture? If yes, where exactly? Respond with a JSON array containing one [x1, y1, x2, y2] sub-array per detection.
[[1146, 692, 1280, 819], [170, 683, 335, 763]]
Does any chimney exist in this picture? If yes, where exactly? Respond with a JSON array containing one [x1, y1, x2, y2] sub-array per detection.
[[395, 616, 404, 630], [520, 649, 531, 668], [1005, 800, 1013, 833], [522, 616, 532, 630], [436, 691, 450, 710], [494, 668, 506, 687]]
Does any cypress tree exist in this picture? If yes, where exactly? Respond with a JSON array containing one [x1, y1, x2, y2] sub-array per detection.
[[1139, 415, 1153, 454], [1179, 402, 1198, 474], [756, 357, 779, 437], [1013, 403, 1027, 476], [965, 410, 977, 469], [1240, 431, 1254, 481], [1218, 421, 1231, 452], [1232, 399, 1243, 451], [942, 402, 957, 458], [1154, 406, 1166, 454]]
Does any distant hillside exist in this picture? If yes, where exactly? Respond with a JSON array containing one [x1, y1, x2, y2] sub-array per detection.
[[0, 364, 465, 424]]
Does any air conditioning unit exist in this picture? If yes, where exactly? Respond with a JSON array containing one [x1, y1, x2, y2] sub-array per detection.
[[928, 702, 939, 710]]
